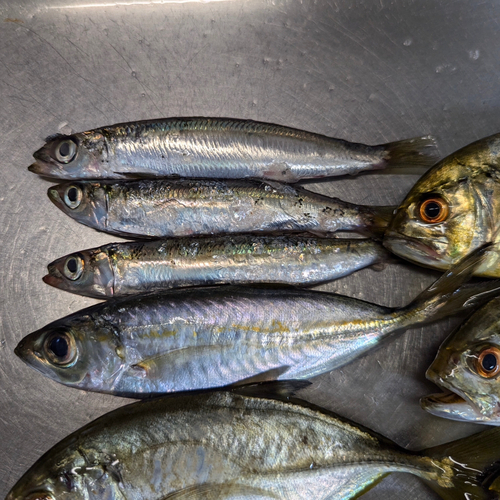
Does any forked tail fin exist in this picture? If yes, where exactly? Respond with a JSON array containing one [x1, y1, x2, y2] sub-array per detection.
[[401, 244, 500, 325], [379, 135, 440, 172], [422, 427, 500, 499]]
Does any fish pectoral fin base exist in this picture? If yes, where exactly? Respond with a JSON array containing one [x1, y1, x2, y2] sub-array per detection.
[[160, 483, 278, 500]]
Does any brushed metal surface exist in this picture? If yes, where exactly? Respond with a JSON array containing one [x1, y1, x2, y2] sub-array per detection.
[[0, 0, 498, 498]]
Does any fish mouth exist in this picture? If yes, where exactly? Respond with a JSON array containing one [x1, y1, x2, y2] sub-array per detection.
[[43, 273, 63, 289], [420, 389, 483, 423], [383, 230, 445, 263]]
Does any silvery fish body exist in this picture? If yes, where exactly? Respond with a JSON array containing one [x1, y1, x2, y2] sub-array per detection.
[[28, 117, 439, 181], [16, 248, 500, 397], [6, 386, 500, 500], [422, 296, 500, 425], [47, 179, 393, 239], [43, 236, 390, 299]]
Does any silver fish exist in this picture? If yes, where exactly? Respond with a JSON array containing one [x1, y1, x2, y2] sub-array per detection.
[[43, 236, 390, 299], [15, 247, 500, 397], [422, 296, 500, 425], [5, 383, 500, 500], [47, 179, 394, 239], [28, 117, 439, 181]]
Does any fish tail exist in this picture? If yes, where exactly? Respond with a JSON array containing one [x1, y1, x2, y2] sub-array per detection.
[[404, 243, 500, 323], [420, 428, 500, 499], [362, 205, 396, 238], [377, 135, 440, 172]]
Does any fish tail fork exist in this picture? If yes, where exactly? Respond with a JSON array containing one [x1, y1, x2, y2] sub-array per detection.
[[420, 427, 500, 499], [402, 244, 500, 325]]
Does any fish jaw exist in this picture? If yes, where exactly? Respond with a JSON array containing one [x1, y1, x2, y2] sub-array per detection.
[[420, 390, 497, 424], [383, 229, 449, 269]]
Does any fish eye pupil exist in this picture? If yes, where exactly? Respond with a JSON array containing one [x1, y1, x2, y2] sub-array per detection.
[[67, 258, 77, 273], [424, 201, 441, 218], [49, 336, 68, 359], [482, 353, 497, 372], [59, 142, 70, 157], [68, 187, 78, 203]]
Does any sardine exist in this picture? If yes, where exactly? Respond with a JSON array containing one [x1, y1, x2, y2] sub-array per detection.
[[43, 236, 390, 299], [384, 133, 500, 277], [47, 178, 394, 239], [15, 247, 500, 397], [28, 117, 439, 181], [422, 296, 500, 425], [6, 382, 500, 500]]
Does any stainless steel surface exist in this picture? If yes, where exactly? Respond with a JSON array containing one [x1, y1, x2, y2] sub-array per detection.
[[0, 1, 498, 498]]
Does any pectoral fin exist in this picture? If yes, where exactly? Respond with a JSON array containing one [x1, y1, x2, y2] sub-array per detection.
[[160, 483, 278, 500]]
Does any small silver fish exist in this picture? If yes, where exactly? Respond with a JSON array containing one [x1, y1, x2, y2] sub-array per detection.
[[28, 117, 439, 181], [422, 296, 500, 425], [47, 179, 394, 239], [15, 246, 500, 397], [5, 383, 500, 500], [43, 236, 390, 299]]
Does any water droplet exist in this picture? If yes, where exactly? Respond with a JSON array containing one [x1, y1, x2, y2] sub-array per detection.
[[141, 93, 146, 98], [468, 49, 480, 60], [328, 85, 335, 92], [263, 58, 270, 65], [403, 38, 412, 46], [131, 71, 137, 78], [0, 339, 5, 348]]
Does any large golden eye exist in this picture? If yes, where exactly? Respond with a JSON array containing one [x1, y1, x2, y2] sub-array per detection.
[[475, 347, 500, 378], [55, 138, 77, 163], [418, 197, 449, 224], [44, 330, 77, 367]]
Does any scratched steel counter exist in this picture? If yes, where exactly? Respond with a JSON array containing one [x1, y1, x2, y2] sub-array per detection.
[[1, 1, 499, 498]]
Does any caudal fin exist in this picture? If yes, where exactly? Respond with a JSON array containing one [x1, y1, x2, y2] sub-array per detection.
[[363, 205, 396, 238], [401, 244, 500, 325], [379, 135, 440, 172], [422, 427, 500, 499]]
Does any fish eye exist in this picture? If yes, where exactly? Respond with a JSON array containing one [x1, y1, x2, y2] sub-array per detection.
[[64, 254, 84, 281], [44, 330, 77, 366], [418, 196, 449, 224], [55, 138, 77, 163], [475, 347, 500, 378], [63, 185, 82, 209]]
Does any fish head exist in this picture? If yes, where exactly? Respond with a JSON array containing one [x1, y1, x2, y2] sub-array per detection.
[[5, 448, 89, 500], [44, 249, 114, 299], [47, 182, 108, 230], [384, 135, 500, 274], [422, 297, 500, 424], [29, 132, 107, 180], [15, 314, 123, 393]]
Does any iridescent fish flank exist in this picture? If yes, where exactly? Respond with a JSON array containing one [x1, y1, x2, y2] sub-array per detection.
[[384, 132, 500, 277], [43, 236, 391, 299], [29, 117, 439, 181], [15, 247, 500, 397], [46, 178, 395, 239], [422, 296, 500, 425], [6, 386, 500, 500]]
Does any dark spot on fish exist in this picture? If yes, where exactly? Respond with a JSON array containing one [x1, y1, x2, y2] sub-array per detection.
[[301, 435, 308, 445], [322, 207, 332, 214]]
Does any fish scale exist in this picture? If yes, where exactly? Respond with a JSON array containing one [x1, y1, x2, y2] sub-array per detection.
[[6, 387, 500, 500], [16, 248, 500, 397], [29, 117, 439, 180]]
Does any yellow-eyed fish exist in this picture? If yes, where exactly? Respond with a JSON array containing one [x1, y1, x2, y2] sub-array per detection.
[[384, 133, 500, 277], [422, 296, 500, 425]]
